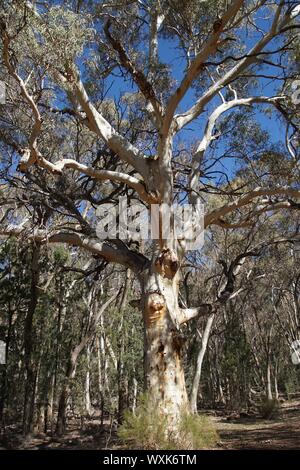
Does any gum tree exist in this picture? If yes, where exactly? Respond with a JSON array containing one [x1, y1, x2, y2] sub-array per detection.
[[1, 0, 300, 430]]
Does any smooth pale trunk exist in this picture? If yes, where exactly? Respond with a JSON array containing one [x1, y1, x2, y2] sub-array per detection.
[[266, 360, 273, 400], [132, 377, 138, 413], [142, 273, 189, 420], [274, 362, 279, 400], [190, 313, 215, 413], [85, 345, 92, 416]]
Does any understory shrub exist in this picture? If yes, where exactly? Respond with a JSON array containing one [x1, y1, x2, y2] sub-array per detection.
[[259, 398, 280, 419], [118, 395, 218, 450]]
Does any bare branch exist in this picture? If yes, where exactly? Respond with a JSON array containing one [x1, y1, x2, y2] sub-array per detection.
[[163, 0, 245, 133], [60, 72, 151, 180], [178, 304, 214, 325], [189, 95, 285, 199], [0, 226, 149, 273], [1, 26, 42, 168], [25, 157, 155, 203], [205, 187, 300, 228], [104, 19, 163, 124], [176, 2, 290, 130]]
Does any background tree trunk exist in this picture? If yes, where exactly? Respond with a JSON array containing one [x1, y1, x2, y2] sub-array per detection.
[[85, 344, 92, 416], [55, 351, 78, 436], [266, 360, 273, 400], [190, 313, 215, 413], [117, 271, 130, 423], [23, 243, 41, 436]]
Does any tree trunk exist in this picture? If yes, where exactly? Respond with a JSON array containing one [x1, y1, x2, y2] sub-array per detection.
[[266, 360, 273, 400], [55, 353, 77, 436], [117, 270, 130, 423], [274, 362, 279, 400], [0, 300, 12, 428], [132, 376, 138, 414], [23, 243, 41, 436], [142, 272, 189, 422], [44, 372, 55, 434], [97, 337, 105, 427], [85, 344, 92, 416], [56, 292, 117, 435], [190, 313, 215, 413]]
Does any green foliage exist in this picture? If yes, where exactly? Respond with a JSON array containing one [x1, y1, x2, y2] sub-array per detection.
[[259, 398, 280, 420], [282, 367, 300, 400], [52, 246, 71, 265], [220, 309, 252, 409], [118, 394, 218, 450], [118, 395, 171, 450], [180, 413, 219, 450]]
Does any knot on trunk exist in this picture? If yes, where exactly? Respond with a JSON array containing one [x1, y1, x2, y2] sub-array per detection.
[[154, 248, 179, 280], [144, 293, 166, 327]]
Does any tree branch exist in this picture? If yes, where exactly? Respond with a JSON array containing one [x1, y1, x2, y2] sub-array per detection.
[[189, 95, 285, 199], [175, 1, 290, 130], [56, 70, 150, 180], [1, 25, 42, 168], [163, 0, 245, 134], [28, 157, 155, 203], [104, 19, 163, 125], [205, 187, 300, 228], [0, 226, 149, 273]]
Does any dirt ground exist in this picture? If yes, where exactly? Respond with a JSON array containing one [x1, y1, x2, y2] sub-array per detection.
[[0, 399, 300, 450], [215, 399, 300, 450]]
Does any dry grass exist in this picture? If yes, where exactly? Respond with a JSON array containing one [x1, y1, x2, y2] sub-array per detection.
[[118, 395, 218, 450]]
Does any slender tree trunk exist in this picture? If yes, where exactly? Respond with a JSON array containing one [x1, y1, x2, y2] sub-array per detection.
[[266, 360, 273, 400], [97, 337, 105, 427], [56, 292, 117, 435], [23, 243, 41, 436], [274, 362, 279, 400], [117, 271, 130, 423], [190, 313, 215, 413], [44, 372, 55, 434], [52, 278, 76, 434], [55, 351, 78, 436], [132, 377, 138, 414], [0, 300, 12, 428], [117, 352, 127, 423], [218, 382, 225, 404], [85, 344, 92, 416]]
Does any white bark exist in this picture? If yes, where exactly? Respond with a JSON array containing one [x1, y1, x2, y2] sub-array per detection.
[[266, 361, 273, 400], [190, 313, 215, 414], [163, 0, 245, 133], [0, 228, 148, 272], [85, 344, 92, 416], [142, 271, 189, 419], [205, 187, 300, 228], [176, 2, 291, 130], [71, 78, 150, 178]]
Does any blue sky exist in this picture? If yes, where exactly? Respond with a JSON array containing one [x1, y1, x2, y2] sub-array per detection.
[[98, 7, 288, 185], [1, 1, 291, 186]]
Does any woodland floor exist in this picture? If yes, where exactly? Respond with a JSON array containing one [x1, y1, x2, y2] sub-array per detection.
[[215, 398, 300, 450], [0, 399, 300, 450]]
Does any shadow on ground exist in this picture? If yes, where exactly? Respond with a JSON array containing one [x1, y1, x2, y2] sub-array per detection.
[[216, 399, 300, 449]]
